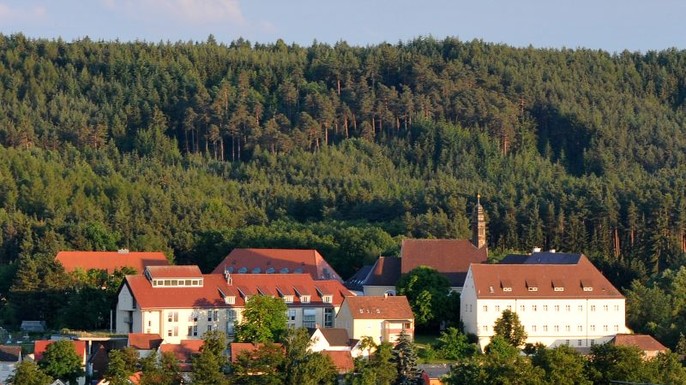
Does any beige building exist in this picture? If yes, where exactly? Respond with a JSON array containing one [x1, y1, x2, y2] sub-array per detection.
[[461, 252, 629, 351], [116, 265, 351, 344], [335, 295, 414, 345]]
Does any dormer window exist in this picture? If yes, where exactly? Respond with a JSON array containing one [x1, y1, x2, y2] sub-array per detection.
[[322, 295, 333, 303], [552, 279, 565, 292], [581, 279, 593, 292], [301, 295, 311, 304], [225, 296, 235, 305], [526, 279, 538, 292], [528, 286, 538, 292], [283, 295, 294, 303], [501, 279, 512, 292]]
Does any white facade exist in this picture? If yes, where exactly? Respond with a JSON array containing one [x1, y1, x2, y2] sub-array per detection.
[[460, 255, 629, 351]]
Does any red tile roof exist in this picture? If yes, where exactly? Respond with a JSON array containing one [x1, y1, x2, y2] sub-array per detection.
[[211, 248, 342, 281], [468, 255, 623, 299], [34, 340, 87, 363], [344, 296, 414, 320], [230, 342, 284, 363], [612, 334, 668, 352], [160, 340, 204, 364], [124, 271, 352, 309], [322, 350, 354, 373], [146, 265, 203, 279], [365, 257, 401, 286], [128, 333, 163, 350], [56, 251, 169, 273], [401, 239, 487, 286]]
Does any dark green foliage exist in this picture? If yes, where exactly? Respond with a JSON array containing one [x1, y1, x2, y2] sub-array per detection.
[[37, 340, 84, 385], [6, 361, 53, 385], [234, 294, 288, 343], [396, 266, 453, 330], [191, 330, 229, 385], [392, 329, 421, 385], [432, 327, 477, 360], [348, 342, 397, 385], [492, 309, 527, 348], [104, 347, 139, 385]]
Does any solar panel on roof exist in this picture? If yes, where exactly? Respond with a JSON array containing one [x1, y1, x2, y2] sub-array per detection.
[[266, 267, 275, 274], [238, 267, 248, 274], [280, 268, 289, 273], [252, 267, 261, 273]]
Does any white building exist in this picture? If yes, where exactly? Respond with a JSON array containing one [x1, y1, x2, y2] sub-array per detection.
[[460, 252, 629, 351], [115, 265, 351, 344]]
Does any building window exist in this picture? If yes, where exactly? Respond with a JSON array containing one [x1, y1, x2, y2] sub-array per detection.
[[590, 305, 596, 312], [578, 339, 583, 347], [565, 325, 571, 332], [554, 325, 560, 332], [543, 325, 548, 332], [603, 305, 608, 311], [483, 305, 488, 312], [188, 325, 198, 337], [226, 321, 235, 335], [578, 305, 583, 312], [532, 305, 537, 311], [495, 305, 500, 312], [287, 309, 297, 327], [542, 305, 548, 311], [303, 309, 316, 328], [506, 305, 512, 311], [208, 310, 218, 322], [301, 295, 311, 304], [554, 305, 560, 312], [167, 311, 178, 323], [614, 325, 619, 332], [603, 325, 608, 332], [590, 325, 596, 332], [167, 329, 172, 337], [565, 305, 571, 312], [531, 325, 537, 332], [520, 305, 525, 312], [324, 308, 334, 328], [614, 304, 620, 311], [482, 325, 488, 332], [207, 325, 213, 332], [565, 339, 570, 346], [322, 295, 332, 303], [578, 325, 583, 332]]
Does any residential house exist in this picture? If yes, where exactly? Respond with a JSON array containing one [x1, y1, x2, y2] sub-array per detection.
[[0, 345, 21, 385], [33, 340, 88, 385], [354, 197, 488, 295], [419, 364, 451, 385], [127, 333, 163, 358], [115, 265, 351, 343], [211, 248, 343, 282], [611, 334, 668, 359], [460, 252, 629, 351], [160, 340, 204, 372], [55, 250, 169, 274], [308, 327, 364, 359], [321, 350, 355, 375], [335, 295, 414, 345]]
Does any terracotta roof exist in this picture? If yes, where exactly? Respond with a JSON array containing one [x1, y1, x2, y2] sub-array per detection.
[[124, 270, 352, 309], [128, 333, 163, 350], [309, 328, 351, 347], [468, 255, 623, 299], [364, 257, 401, 286], [56, 251, 168, 273], [160, 340, 204, 363], [0, 345, 21, 362], [211, 248, 342, 281], [343, 296, 414, 320], [145, 265, 203, 279], [230, 342, 283, 363], [400, 239, 488, 287], [34, 340, 87, 362], [612, 334, 668, 352], [321, 350, 354, 373]]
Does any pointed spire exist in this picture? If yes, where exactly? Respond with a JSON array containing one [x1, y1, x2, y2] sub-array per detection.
[[472, 194, 487, 249]]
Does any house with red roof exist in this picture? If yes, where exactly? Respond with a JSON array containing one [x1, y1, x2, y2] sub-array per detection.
[[355, 198, 488, 295], [611, 334, 668, 359], [160, 340, 205, 372], [55, 250, 169, 274], [115, 265, 352, 344], [33, 340, 87, 365], [335, 295, 414, 345], [211, 248, 342, 282], [461, 252, 629, 351]]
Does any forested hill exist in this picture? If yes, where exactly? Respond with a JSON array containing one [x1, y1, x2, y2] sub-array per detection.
[[0, 34, 685, 288]]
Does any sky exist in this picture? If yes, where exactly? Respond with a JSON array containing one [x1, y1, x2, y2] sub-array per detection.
[[0, 0, 685, 53]]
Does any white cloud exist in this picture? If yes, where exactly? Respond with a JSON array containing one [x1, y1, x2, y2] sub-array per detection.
[[0, 3, 47, 23], [101, 0, 245, 25]]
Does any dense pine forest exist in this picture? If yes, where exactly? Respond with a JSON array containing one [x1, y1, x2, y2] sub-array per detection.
[[0, 34, 685, 344]]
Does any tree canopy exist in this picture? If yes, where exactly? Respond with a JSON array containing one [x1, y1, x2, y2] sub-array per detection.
[[234, 294, 288, 343]]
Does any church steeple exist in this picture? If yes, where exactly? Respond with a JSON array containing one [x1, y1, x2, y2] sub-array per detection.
[[472, 194, 487, 249]]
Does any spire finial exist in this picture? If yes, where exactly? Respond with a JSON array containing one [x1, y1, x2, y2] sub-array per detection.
[[477, 193, 481, 205]]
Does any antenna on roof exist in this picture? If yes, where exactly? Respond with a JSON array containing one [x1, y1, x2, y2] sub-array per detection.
[[224, 266, 232, 285]]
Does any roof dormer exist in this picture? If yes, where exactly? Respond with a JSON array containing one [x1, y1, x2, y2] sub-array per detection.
[[581, 279, 593, 292], [501, 279, 512, 292], [526, 279, 538, 292], [552, 279, 565, 292]]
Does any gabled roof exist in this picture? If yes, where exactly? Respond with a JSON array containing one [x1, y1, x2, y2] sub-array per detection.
[[612, 334, 668, 352], [34, 340, 87, 362], [230, 342, 283, 363], [309, 327, 351, 347], [128, 333, 163, 350], [160, 340, 204, 364], [321, 350, 354, 373], [400, 239, 488, 287], [363, 257, 401, 287], [145, 265, 203, 279], [0, 345, 21, 362], [56, 250, 168, 273], [211, 248, 342, 281], [344, 265, 373, 291], [468, 255, 623, 299], [343, 296, 414, 320], [123, 269, 352, 309]]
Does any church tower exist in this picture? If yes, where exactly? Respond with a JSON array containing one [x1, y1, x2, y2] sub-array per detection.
[[471, 194, 487, 249]]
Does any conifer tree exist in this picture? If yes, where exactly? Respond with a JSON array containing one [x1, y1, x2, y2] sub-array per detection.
[[392, 329, 421, 385]]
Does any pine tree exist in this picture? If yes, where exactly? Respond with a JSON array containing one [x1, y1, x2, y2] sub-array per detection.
[[392, 329, 421, 385]]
